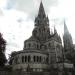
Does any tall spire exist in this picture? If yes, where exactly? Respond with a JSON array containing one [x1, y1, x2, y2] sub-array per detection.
[[35, 1, 49, 27], [64, 20, 69, 34], [63, 20, 74, 52], [33, 1, 50, 41], [38, 1, 46, 17]]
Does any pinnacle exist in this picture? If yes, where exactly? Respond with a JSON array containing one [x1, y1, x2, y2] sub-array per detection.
[[64, 20, 69, 34], [38, 1, 45, 16], [34, 1, 49, 27]]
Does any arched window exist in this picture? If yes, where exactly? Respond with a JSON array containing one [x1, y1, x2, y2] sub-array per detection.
[[46, 57, 48, 63], [22, 56, 24, 63], [28, 56, 31, 62], [37, 56, 39, 62], [15, 57, 18, 64], [28, 43, 31, 48], [33, 56, 36, 62], [25, 56, 27, 62], [39, 56, 41, 62]]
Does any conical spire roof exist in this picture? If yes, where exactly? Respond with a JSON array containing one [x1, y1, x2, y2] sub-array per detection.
[[63, 20, 74, 52], [35, 1, 49, 27], [33, 1, 50, 41], [38, 1, 46, 17], [64, 21, 69, 34]]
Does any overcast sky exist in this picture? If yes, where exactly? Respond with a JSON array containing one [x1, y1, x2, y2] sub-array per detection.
[[0, 0, 75, 58]]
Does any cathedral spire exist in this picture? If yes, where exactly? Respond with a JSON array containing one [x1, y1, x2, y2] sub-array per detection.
[[64, 20, 69, 34], [33, 2, 50, 41], [38, 1, 46, 17], [63, 20, 74, 52], [35, 1, 49, 27]]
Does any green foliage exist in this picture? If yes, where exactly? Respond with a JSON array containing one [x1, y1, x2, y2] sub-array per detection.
[[9, 51, 17, 65], [66, 50, 75, 63], [0, 33, 7, 67]]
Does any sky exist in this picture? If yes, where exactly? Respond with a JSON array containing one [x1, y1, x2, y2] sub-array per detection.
[[0, 0, 75, 58]]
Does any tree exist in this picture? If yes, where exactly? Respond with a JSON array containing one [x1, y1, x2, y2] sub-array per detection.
[[66, 50, 75, 66], [0, 33, 7, 67], [9, 51, 17, 65]]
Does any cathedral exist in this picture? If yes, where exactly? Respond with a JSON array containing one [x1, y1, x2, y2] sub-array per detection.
[[10, 2, 73, 72]]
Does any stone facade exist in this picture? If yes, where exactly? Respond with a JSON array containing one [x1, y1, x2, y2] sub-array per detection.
[[10, 2, 63, 72]]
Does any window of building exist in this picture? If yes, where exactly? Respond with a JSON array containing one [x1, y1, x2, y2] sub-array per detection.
[[46, 57, 48, 63], [22, 56, 24, 63], [37, 56, 39, 62], [28, 56, 31, 62], [39, 56, 41, 62], [25, 56, 27, 62], [33, 56, 36, 62], [15, 57, 18, 64], [28, 43, 31, 48]]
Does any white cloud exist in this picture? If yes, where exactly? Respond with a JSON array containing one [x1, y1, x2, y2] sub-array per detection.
[[48, 0, 75, 44], [0, 0, 6, 16], [0, 0, 6, 6], [0, 9, 34, 58], [0, 9, 3, 16], [0, 0, 75, 58], [3, 0, 59, 20]]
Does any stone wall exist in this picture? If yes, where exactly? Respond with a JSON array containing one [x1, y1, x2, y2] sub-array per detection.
[[0, 71, 50, 75], [0, 71, 73, 75]]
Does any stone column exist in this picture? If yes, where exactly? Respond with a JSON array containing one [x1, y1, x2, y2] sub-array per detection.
[[42, 57, 44, 63], [13, 58, 15, 64], [26, 56, 28, 63], [31, 55, 33, 63], [48, 49, 51, 64], [18, 56, 20, 64], [20, 56, 22, 64], [35, 56, 37, 63], [48, 53, 51, 64]]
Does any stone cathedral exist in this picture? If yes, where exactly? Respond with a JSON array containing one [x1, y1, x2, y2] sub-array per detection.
[[10, 2, 63, 72]]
